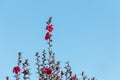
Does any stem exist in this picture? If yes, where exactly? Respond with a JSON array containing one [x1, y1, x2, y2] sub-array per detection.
[[6, 76, 9, 80]]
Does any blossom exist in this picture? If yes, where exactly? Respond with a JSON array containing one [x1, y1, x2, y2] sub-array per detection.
[[45, 32, 52, 40], [18, 59, 22, 63], [46, 25, 54, 32], [23, 69, 30, 75], [56, 66, 60, 70], [70, 75, 77, 80], [43, 67, 52, 75], [61, 71, 64, 76], [13, 66, 21, 74], [16, 78, 19, 80]]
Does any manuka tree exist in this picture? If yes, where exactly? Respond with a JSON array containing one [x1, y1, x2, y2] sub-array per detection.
[[6, 17, 95, 80]]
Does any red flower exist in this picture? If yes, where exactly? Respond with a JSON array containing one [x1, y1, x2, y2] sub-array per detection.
[[46, 25, 54, 32], [23, 70, 29, 75], [43, 67, 52, 75], [70, 75, 77, 80], [45, 32, 52, 40], [13, 66, 21, 74]]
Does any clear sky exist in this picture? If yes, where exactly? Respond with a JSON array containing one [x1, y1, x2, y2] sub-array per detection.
[[0, 0, 120, 80]]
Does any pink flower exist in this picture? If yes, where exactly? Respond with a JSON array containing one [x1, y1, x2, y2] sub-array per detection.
[[46, 25, 54, 32], [43, 67, 52, 75], [13, 66, 21, 74], [45, 32, 52, 40]]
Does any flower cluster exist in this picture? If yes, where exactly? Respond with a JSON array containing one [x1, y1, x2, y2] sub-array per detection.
[[5, 17, 95, 80], [45, 17, 54, 40], [12, 52, 30, 80], [12, 52, 22, 80]]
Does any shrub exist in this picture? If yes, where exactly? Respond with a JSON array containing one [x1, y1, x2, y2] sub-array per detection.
[[6, 17, 95, 80]]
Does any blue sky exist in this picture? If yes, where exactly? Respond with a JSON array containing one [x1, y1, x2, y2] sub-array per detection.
[[0, 0, 120, 80]]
